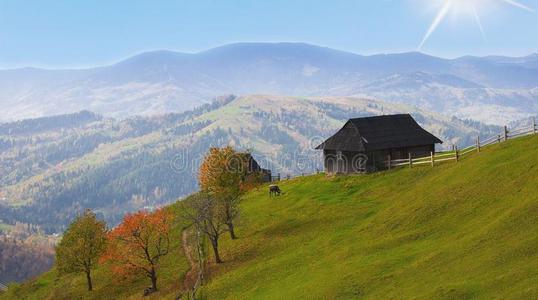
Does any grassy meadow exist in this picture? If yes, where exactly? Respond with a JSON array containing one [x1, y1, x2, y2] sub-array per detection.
[[198, 134, 538, 299]]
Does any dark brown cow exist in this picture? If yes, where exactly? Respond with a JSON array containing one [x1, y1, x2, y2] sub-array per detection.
[[269, 185, 281, 196]]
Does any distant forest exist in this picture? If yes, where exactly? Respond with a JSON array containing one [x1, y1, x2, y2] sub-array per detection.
[[0, 224, 55, 283], [0, 98, 238, 233]]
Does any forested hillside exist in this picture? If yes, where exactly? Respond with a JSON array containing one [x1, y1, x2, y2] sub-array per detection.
[[0, 95, 501, 235], [0, 94, 503, 285], [0, 224, 55, 283]]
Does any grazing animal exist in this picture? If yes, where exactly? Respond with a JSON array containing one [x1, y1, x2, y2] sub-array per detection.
[[269, 185, 281, 196], [143, 287, 155, 296]]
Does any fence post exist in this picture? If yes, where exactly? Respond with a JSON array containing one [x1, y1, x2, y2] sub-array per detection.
[[277, 173, 280, 181], [503, 126, 508, 141], [387, 154, 391, 170], [408, 153, 412, 168], [533, 117, 536, 135], [455, 146, 459, 163], [497, 134, 501, 143], [476, 136, 481, 153], [430, 151, 434, 167]]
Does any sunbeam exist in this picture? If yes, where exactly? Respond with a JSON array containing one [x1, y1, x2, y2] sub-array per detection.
[[419, 1, 452, 49], [418, 0, 534, 49], [472, 5, 487, 40], [502, 0, 534, 12]]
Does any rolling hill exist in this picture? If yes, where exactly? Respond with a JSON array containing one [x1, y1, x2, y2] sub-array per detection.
[[1, 43, 537, 124], [3, 130, 538, 299], [0, 95, 501, 234]]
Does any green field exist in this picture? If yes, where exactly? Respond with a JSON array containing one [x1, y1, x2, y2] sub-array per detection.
[[0, 223, 13, 232], [3, 134, 538, 299]]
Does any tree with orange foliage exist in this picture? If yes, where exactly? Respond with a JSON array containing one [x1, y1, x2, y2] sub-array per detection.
[[198, 147, 260, 240], [100, 208, 172, 293]]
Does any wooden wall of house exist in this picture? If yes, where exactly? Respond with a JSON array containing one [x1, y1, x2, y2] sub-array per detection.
[[323, 144, 435, 174], [323, 150, 367, 174], [389, 145, 434, 160]]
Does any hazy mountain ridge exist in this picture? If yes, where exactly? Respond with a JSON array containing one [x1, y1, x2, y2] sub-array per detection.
[[1, 43, 537, 124]]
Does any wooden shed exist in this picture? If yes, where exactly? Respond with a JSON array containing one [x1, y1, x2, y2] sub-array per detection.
[[244, 153, 272, 182], [315, 114, 442, 174]]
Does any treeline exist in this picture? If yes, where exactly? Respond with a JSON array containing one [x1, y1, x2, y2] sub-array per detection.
[[0, 128, 232, 233], [0, 110, 101, 135]]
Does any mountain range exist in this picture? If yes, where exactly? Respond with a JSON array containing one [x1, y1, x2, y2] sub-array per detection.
[[2, 43, 537, 125]]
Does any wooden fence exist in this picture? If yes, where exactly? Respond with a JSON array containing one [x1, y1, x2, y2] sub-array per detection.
[[270, 170, 324, 182], [269, 117, 537, 180], [0, 281, 8, 292], [387, 117, 537, 169]]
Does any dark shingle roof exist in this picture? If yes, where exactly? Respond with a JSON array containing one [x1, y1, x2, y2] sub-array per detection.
[[315, 114, 442, 151]]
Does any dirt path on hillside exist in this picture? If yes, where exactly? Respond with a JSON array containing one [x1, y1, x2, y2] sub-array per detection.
[[182, 227, 199, 291]]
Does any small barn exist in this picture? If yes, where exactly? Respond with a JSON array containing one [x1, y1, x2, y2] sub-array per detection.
[[244, 153, 272, 182], [315, 114, 443, 174]]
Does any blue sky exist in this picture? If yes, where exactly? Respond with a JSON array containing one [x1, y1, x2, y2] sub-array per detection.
[[0, 0, 537, 68]]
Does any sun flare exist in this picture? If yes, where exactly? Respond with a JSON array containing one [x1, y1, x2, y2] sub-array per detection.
[[418, 0, 534, 49]]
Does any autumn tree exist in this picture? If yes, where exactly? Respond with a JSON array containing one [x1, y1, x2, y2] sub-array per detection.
[[198, 147, 260, 240], [55, 209, 107, 291], [100, 208, 172, 292], [183, 192, 228, 263]]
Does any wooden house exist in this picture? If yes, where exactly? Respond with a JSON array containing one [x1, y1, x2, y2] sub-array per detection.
[[315, 114, 442, 174], [244, 153, 272, 182]]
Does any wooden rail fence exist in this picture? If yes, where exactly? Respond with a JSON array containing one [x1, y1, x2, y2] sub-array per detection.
[[387, 117, 537, 169], [270, 170, 323, 182], [269, 118, 536, 180]]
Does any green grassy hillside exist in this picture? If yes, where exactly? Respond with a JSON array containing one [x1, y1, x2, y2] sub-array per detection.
[[198, 134, 538, 299], [3, 135, 538, 299]]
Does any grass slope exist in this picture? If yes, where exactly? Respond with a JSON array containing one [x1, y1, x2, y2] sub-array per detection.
[[199, 135, 538, 299], [3, 135, 538, 299]]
